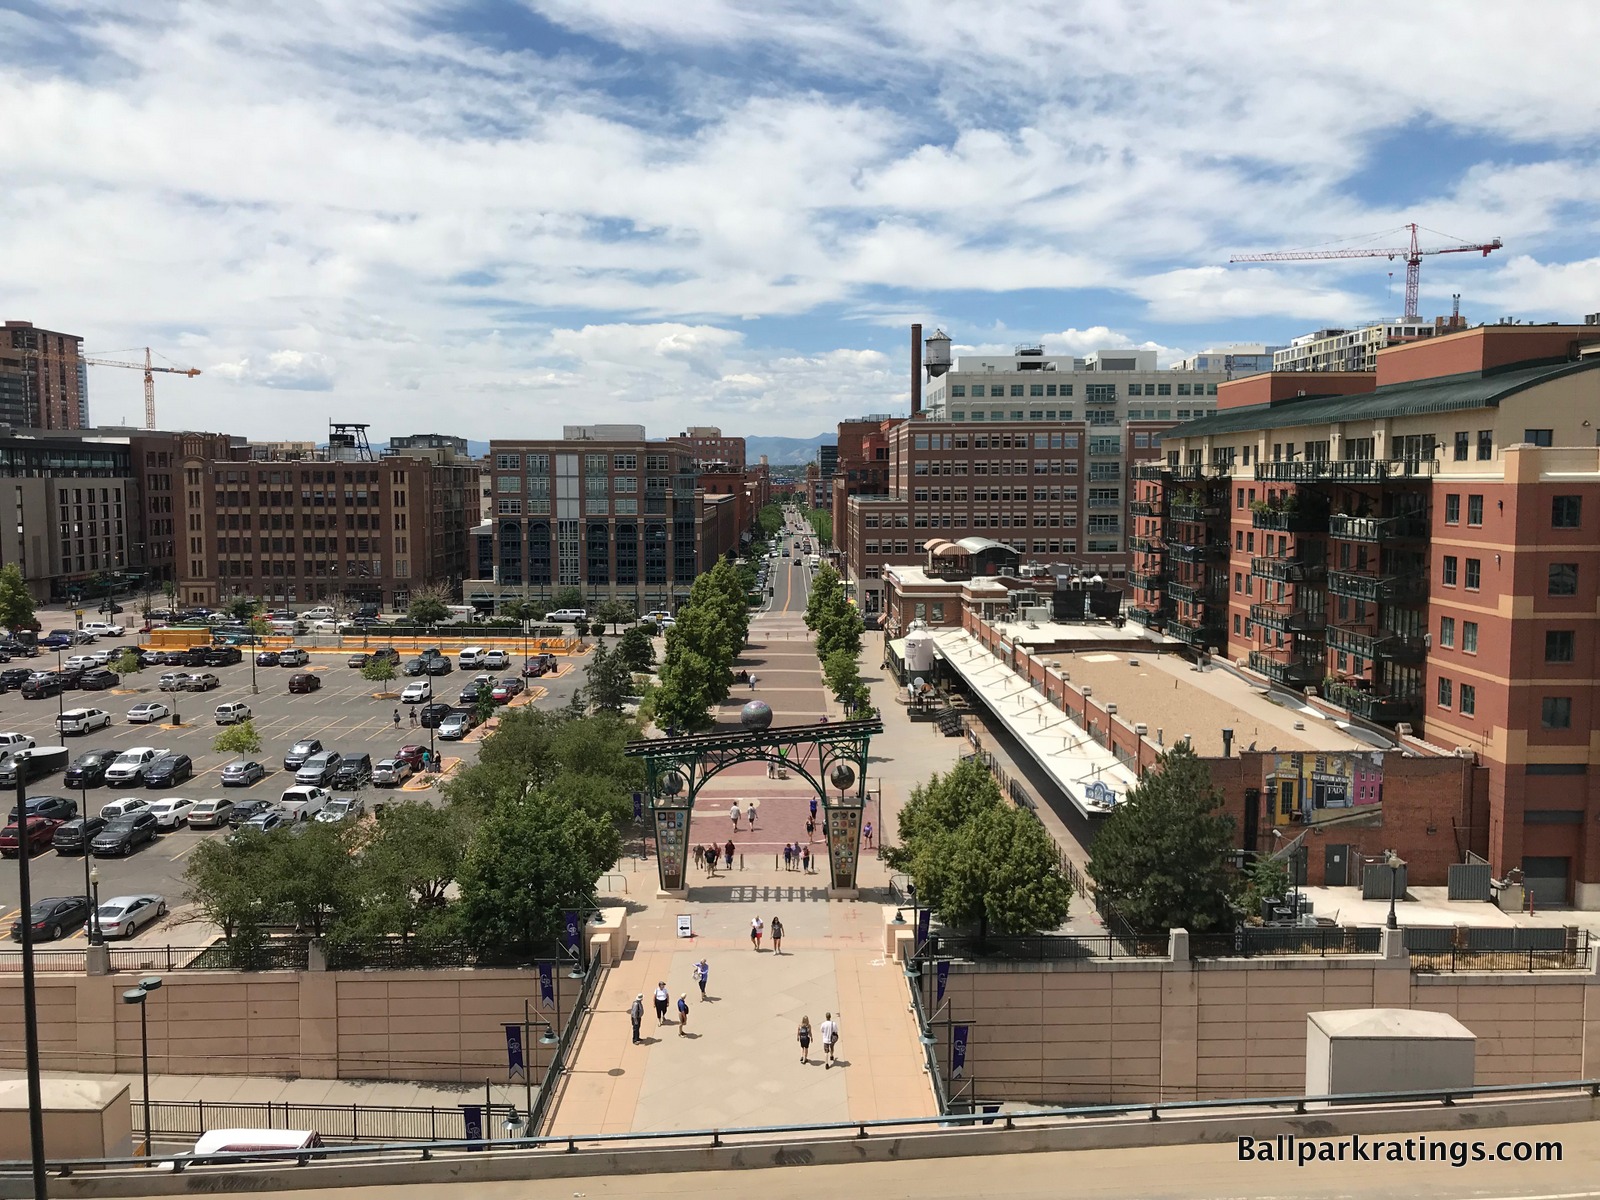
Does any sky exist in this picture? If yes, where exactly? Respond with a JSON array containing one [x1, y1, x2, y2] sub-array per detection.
[[4, 0, 1600, 442]]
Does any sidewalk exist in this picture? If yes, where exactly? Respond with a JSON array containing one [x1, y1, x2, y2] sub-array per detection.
[[0, 1067, 509, 1111]]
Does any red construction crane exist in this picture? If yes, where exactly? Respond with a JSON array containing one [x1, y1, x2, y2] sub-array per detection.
[[1230, 224, 1503, 323]]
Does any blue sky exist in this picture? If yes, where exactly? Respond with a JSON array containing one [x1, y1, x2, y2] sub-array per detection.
[[3, 0, 1600, 439]]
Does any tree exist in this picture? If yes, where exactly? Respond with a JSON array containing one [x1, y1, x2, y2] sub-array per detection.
[[344, 802, 468, 942], [757, 504, 784, 538], [500, 598, 546, 625], [552, 585, 584, 612], [360, 656, 399, 691], [224, 595, 261, 622], [595, 599, 635, 635], [804, 564, 844, 633], [617, 625, 655, 673], [212, 718, 263, 760], [1236, 852, 1293, 920], [583, 639, 631, 714], [572, 617, 591, 640], [273, 820, 358, 938], [652, 646, 724, 733], [407, 593, 450, 628], [938, 805, 1072, 944], [822, 648, 862, 706], [456, 789, 619, 955], [815, 603, 864, 662], [1087, 743, 1238, 934], [0, 564, 35, 634], [184, 831, 276, 949], [112, 648, 143, 675]]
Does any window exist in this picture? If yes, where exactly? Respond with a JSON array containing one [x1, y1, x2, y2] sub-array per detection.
[[1539, 629, 1576, 665], [1439, 616, 1455, 648], [1464, 558, 1480, 589], [1552, 495, 1582, 528], [1550, 562, 1578, 595], [495, 453, 522, 470], [1453, 432, 1469, 461], [1462, 620, 1478, 653], [1442, 555, 1458, 586], [1523, 428, 1554, 447], [951, 385, 965, 397], [1010, 385, 1024, 398], [1030, 384, 1044, 397], [1437, 677, 1452, 709], [1466, 495, 1483, 526], [1459, 684, 1475, 717], [970, 385, 985, 398], [1542, 696, 1572, 729], [1476, 430, 1493, 461], [1157, 383, 1171, 396], [1444, 494, 1459, 524]]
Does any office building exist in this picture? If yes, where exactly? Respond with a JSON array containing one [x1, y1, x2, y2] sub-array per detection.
[[1273, 317, 1459, 374], [1134, 322, 1600, 907], [676, 426, 746, 470], [2, 320, 88, 429], [1174, 344, 1285, 377], [389, 432, 470, 456]]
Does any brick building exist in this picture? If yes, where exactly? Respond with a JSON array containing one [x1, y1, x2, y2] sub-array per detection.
[[1141, 323, 1600, 906], [676, 426, 745, 470], [2, 321, 87, 429]]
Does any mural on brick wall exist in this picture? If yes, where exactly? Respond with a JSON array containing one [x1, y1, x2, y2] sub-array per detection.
[[1266, 751, 1384, 825]]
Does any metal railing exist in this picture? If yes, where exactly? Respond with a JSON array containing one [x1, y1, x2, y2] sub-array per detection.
[[1190, 926, 1383, 958], [1411, 945, 1594, 973], [924, 931, 1159, 962], [147, 1098, 518, 1144], [529, 953, 604, 1136]]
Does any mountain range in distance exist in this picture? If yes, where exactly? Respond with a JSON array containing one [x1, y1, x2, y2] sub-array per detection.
[[402, 435, 832, 467]]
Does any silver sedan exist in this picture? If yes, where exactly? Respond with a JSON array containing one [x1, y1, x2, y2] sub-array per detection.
[[94, 893, 167, 939]]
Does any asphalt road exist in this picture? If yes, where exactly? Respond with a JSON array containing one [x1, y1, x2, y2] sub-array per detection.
[[0, 638, 584, 942]]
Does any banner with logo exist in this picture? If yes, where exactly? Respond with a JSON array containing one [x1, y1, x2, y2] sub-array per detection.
[[936, 959, 949, 1004], [461, 1104, 484, 1150], [563, 910, 580, 953], [632, 790, 644, 821], [504, 1023, 524, 1078], [916, 907, 931, 952], [539, 962, 555, 1009], [951, 1024, 970, 1079]]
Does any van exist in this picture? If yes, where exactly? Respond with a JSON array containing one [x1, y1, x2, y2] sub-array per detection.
[[190, 1128, 324, 1163], [443, 605, 477, 625], [808, 554, 820, 568], [268, 618, 305, 636], [457, 646, 487, 668]]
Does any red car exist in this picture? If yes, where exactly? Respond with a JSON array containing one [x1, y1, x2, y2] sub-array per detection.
[[0, 815, 61, 858], [395, 744, 426, 770]]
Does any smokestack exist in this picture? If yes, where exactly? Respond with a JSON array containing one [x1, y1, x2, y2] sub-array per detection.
[[911, 322, 922, 417]]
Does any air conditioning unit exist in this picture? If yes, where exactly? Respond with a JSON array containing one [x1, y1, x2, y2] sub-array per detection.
[[1082, 686, 1093, 697], [1134, 722, 1148, 735], [1106, 703, 1118, 714], [1396, 723, 1414, 737], [1454, 746, 1475, 759]]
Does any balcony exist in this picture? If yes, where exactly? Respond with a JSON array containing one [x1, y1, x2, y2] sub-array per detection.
[[1087, 466, 1123, 482], [1088, 440, 1123, 457], [1132, 463, 1171, 481], [1127, 570, 1165, 591], [1166, 620, 1225, 649], [1254, 458, 1439, 484], [1249, 651, 1324, 687], [1327, 571, 1427, 604], [1129, 500, 1162, 517], [1326, 624, 1428, 664], [1169, 502, 1223, 523], [1167, 580, 1219, 605], [1127, 606, 1167, 631], [1170, 464, 1225, 482], [1323, 681, 1423, 725], [1250, 555, 1326, 583], [1249, 603, 1326, 635], [1327, 514, 1429, 543], [1088, 497, 1122, 510], [1167, 541, 1228, 564], [1251, 504, 1328, 533], [1128, 535, 1165, 555]]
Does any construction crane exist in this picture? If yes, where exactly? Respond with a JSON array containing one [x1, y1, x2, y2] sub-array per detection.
[[1229, 224, 1503, 323], [82, 348, 201, 429]]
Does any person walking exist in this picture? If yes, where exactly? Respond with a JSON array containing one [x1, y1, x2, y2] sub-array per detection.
[[809, 797, 818, 822], [750, 916, 763, 951], [805, 816, 815, 843], [820, 1012, 839, 1069], [863, 821, 873, 848], [797, 1016, 813, 1064], [409, 707, 418, 726], [695, 958, 709, 1000], [676, 993, 690, 1037], [629, 994, 644, 1043], [783, 843, 792, 871], [801, 845, 811, 873], [393, 707, 401, 729], [706, 844, 717, 877], [746, 801, 757, 829], [729, 802, 740, 832], [771, 915, 784, 955], [653, 981, 670, 1025], [724, 838, 735, 870], [748, 673, 758, 693]]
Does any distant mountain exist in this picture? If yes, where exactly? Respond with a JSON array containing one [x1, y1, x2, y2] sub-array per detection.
[[743, 434, 831, 466]]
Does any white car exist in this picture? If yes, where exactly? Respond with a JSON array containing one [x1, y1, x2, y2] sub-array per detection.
[[546, 608, 587, 623], [214, 702, 252, 725], [278, 786, 329, 821], [311, 619, 342, 633], [482, 649, 510, 669], [56, 708, 111, 735], [105, 747, 162, 786], [145, 798, 196, 830], [400, 680, 432, 704], [0, 732, 34, 754], [99, 795, 151, 820], [95, 894, 166, 938], [81, 621, 125, 638], [65, 654, 98, 670], [127, 702, 171, 724]]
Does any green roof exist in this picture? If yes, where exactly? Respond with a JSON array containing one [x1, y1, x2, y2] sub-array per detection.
[[1171, 358, 1600, 439]]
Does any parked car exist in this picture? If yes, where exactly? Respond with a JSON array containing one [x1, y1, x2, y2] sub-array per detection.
[[310, 619, 341, 633], [127, 701, 171, 724], [417, 702, 452, 728], [214, 701, 252, 725], [38, 631, 73, 650], [52, 816, 108, 855], [65, 748, 117, 788], [0, 731, 34, 754], [423, 656, 453, 676], [145, 797, 196, 828], [370, 647, 400, 663], [8, 795, 77, 824], [0, 747, 69, 787], [482, 649, 510, 669], [437, 712, 472, 740], [400, 680, 432, 704], [458, 682, 488, 705], [81, 621, 124, 638], [372, 758, 413, 787], [143, 753, 194, 788], [220, 759, 267, 787], [65, 654, 98, 671], [9, 896, 91, 941], [278, 786, 329, 821], [283, 739, 323, 770], [331, 754, 372, 790], [295, 751, 343, 787], [78, 669, 120, 691], [226, 798, 277, 827], [20, 674, 65, 700], [236, 811, 288, 836], [99, 796, 150, 820], [0, 669, 34, 691], [287, 672, 321, 694], [204, 645, 243, 666], [402, 657, 426, 676], [184, 672, 220, 692], [491, 677, 524, 701], [90, 812, 159, 856], [272, 647, 306, 667], [546, 608, 587, 623], [0, 816, 60, 858], [105, 747, 162, 786], [158, 672, 191, 692], [255, 650, 281, 667], [346, 651, 372, 668], [95, 894, 167, 939], [57, 707, 112, 735], [394, 744, 426, 770], [315, 797, 365, 824], [186, 798, 235, 829]]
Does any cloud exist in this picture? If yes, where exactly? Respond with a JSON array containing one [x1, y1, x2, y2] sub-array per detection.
[[211, 349, 337, 391]]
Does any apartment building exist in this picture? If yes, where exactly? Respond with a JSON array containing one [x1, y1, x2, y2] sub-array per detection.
[[0, 432, 136, 601], [2, 321, 88, 429], [1134, 323, 1600, 907], [1174, 344, 1285, 377], [1273, 317, 1457, 373], [839, 338, 1224, 614], [676, 426, 746, 470]]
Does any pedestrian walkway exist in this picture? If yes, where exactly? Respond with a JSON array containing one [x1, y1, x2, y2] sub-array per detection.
[[0, 1067, 498, 1111]]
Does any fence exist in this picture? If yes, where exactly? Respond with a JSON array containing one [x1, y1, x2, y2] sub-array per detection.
[[528, 953, 603, 1136], [1189, 926, 1383, 958], [0, 937, 565, 975], [148, 1098, 517, 1145], [925, 931, 1159, 962]]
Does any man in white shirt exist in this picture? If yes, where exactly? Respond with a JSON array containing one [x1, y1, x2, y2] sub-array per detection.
[[729, 802, 740, 831], [653, 982, 670, 1025], [819, 1012, 839, 1068]]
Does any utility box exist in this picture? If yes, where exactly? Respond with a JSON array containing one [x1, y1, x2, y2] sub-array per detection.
[[1306, 1009, 1475, 1101]]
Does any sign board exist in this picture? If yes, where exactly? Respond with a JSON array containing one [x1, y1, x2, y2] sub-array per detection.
[[1084, 779, 1118, 807], [676, 915, 693, 939]]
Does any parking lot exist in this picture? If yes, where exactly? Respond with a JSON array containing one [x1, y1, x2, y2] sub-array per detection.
[[0, 633, 588, 945]]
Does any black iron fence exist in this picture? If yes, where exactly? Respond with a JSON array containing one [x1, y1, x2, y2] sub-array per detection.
[[1189, 926, 1383, 958], [924, 931, 1158, 962], [1410, 944, 1593, 973], [528, 953, 603, 1136], [324, 939, 555, 971], [148, 1098, 518, 1144]]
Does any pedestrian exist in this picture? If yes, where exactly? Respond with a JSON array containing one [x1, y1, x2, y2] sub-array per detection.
[[783, 843, 793, 871], [797, 1015, 813, 1064], [653, 981, 669, 1025], [863, 821, 873, 848], [629, 993, 644, 1043], [766, 761, 774, 779], [724, 838, 734, 870], [677, 993, 690, 1036], [695, 844, 706, 872], [706, 844, 717, 876], [750, 915, 763, 950], [730, 802, 740, 832], [695, 958, 709, 1000], [409, 707, 418, 726], [820, 1012, 839, 1068], [809, 797, 818, 821], [747, 801, 757, 829], [749, 673, 757, 693], [801, 846, 811, 872], [393, 707, 401, 729], [805, 816, 815, 843], [771, 915, 784, 955]]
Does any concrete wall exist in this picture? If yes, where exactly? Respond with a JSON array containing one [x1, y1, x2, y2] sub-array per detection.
[[925, 953, 1600, 1106]]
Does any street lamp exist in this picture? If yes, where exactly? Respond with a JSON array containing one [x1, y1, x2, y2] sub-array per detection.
[[513, 999, 560, 1122], [86, 862, 103, 946], [122, 976, 163, 1159], [1385, 851, 1406, 931], [13, 754, 48, 1197]]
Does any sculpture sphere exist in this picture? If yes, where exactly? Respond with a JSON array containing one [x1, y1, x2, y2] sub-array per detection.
[[741, 700, 774, 730], [829, 763, 856, 792]]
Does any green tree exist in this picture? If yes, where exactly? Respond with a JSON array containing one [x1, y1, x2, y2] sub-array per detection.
[[184, 830, 276, 947], [224, 595, 261, 622], [617, 625, 656, 673], [653, 646, 724, 733], [887, 756, 1005, 878], [360, 656, 399, 691], [804, 564, 844, 633], [0, 564, 36, 634], [822, 648, 862, 705], [212, 718, 263, 760], [407, 594, 450, 627], [343, 802, 468, 942], [757, 504, 784, 538], [456, 789, 619, 955], [1087, 743, 1237, 934], [595, 599, 635, 635], [552, 585, 584, 611], [274, 820, 358, 937], [500, 598, 546, 625], [572, 616, 591, 639], [815, 603, 864, 662], [1236, 852, 1293, 919], [938, 805, 1073, 944], [583, 639, 631, 714], [112, 648, 143, 675]]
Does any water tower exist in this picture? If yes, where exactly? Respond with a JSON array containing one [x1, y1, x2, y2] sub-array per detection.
[[923, 328, 952, 377]]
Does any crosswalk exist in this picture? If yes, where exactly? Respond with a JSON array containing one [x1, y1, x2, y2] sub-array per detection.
[[719, 884, 830, 903]]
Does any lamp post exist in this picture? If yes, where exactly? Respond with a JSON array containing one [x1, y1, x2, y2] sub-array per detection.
[[122, 976, 162, 1159], [1385, 851, 1406, 931], [516, 998, 560, 1126], [14, 761, 49, 1197], [56, 646, 64, 723], [85, 860, 103, 946]]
